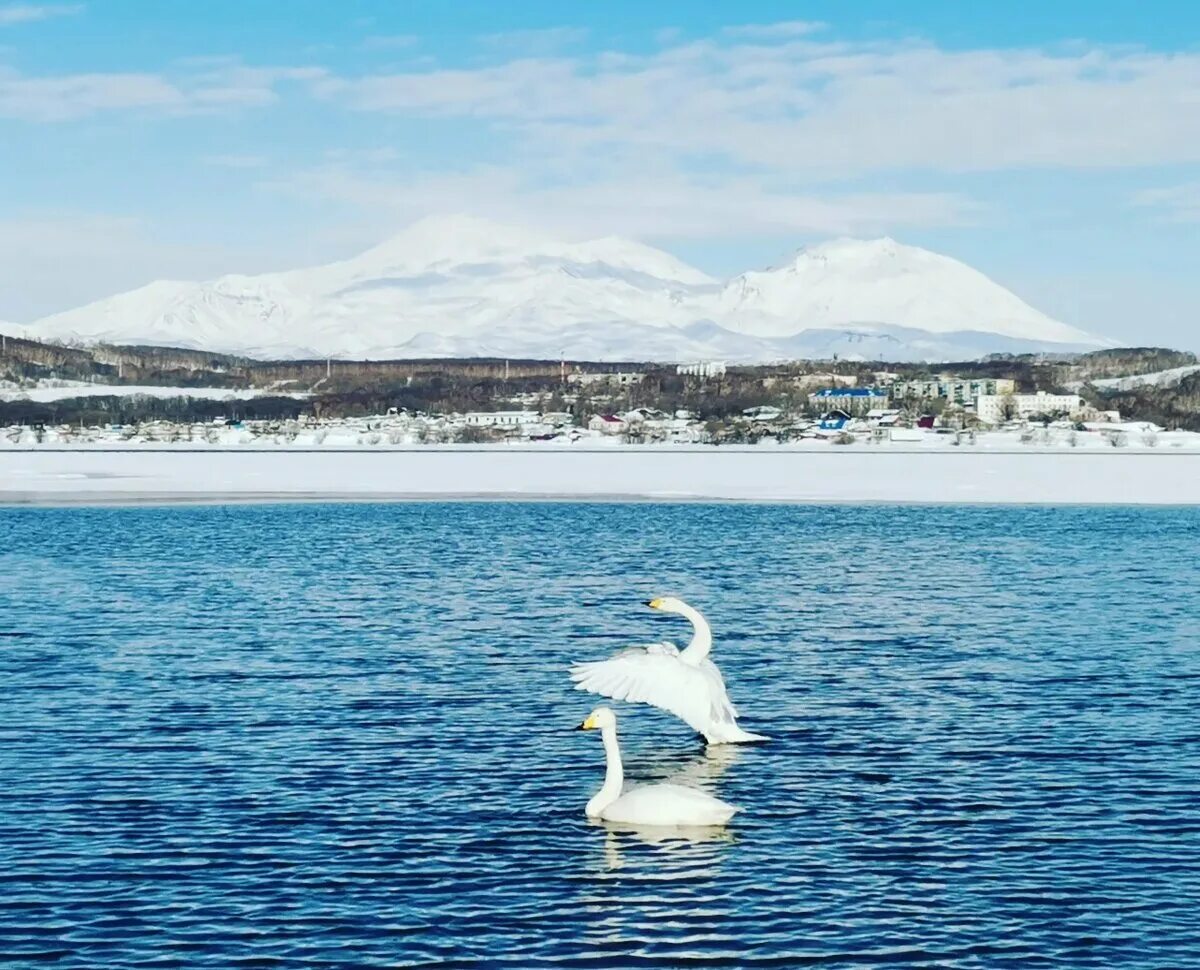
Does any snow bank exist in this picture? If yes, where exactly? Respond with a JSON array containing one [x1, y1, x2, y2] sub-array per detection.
[[2, 448, 1198, 505]]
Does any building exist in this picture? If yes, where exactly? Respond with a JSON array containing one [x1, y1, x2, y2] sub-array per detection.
[[540, 411, 575, 427], [808, 388, 890, 415], [865, 408, 902, 426], [463, 410, 540, 427], [976, 391, 1082, 425], [622, 407, 667, 424], [743, 405, 783, 421], [567, 371, 645, 387], [677, 361, 727, 378], [817, 409, 852, 431], [892, 377, 1017, 404], [587, 414, 627, 434], [792, 373, 858, 392]]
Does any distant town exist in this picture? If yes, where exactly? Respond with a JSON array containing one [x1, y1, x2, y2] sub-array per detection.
[[2, 334, 1198, 449]]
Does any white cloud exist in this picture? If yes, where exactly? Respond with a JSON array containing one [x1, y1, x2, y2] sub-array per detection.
[[0, 61, 326, 121], [360, 34, 417, 51], [9, 23, 1200, 177], [326, 34, 1200, 177], [0, 69, 182, 120], [1133, 182, 1200, 222], [5, 18, 1200, 343], [0, 213, 334, 320], [0, 3, 81, 26], [478, 26, 589, 53], [269, 160, 980, 241], [202, 153, 269, 169], [722, 20, 825, 39], [0, 214, 175, 320]]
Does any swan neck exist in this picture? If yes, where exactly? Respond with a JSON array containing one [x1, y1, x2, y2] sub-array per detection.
[[678, 603, 713, 663], [587, 725, 624, 816]]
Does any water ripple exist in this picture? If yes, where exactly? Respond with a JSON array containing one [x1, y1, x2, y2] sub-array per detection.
[[1, 502, 1198, 968]]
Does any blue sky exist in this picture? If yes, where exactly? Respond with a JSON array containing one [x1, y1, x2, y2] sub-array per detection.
[[2, 0, 1199, 347]]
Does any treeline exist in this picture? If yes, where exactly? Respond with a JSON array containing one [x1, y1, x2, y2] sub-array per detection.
[[1043, 347, 1197, 386], [2, 332, 642, 388], [5, 331, 1199, 429], [0, 395, 308, 428], [1087, 373, 1200, 431]]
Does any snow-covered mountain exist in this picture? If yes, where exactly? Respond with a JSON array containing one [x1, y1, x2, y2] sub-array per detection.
[[26, 214, 1108, 362], [715, 237, 1094, 344]]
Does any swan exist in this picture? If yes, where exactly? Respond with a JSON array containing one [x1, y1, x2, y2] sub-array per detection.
[[569, 597, 768, 744], [578, 707, 739, 826]]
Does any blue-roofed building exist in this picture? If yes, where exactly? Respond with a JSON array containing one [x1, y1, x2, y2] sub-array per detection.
[[808, 387, 891, 415], [817, 409, 853, 431]]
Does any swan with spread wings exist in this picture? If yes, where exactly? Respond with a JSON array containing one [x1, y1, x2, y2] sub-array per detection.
[[569, 597, 767, 745]]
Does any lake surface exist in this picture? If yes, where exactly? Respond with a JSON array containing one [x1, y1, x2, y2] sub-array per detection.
[[2, 503, 1199, 969]]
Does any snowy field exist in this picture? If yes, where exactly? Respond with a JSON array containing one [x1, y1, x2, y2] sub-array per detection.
[[2, 447, 1198, 505], [0, 381, 308, 402]]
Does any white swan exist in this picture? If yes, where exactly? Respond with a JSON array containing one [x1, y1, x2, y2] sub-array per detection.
[[578, 707, 739, 826], [569, 597, 768, 744]]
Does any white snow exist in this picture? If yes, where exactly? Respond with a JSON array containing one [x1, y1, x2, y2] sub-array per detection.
[[2, 447, 1197, 505], [1087, 365, 1200, 392], [716, 237, 1097, 344], [0, 381, 308, 402], [21, 214, 1109, 363]]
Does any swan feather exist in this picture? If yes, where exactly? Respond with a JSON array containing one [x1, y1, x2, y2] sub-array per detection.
[[600, 783, 738, 827], [569, 642, 739, 738]]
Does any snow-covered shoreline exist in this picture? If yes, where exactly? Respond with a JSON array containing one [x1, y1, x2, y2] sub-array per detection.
[[3, 447, 1199, 506]]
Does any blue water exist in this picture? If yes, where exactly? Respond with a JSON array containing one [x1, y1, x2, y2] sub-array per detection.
[[1, 503, 1199, 969]]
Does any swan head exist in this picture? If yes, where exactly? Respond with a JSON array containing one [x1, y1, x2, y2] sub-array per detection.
[[645, 596, 690, 615], [578, 706, 617, 731]]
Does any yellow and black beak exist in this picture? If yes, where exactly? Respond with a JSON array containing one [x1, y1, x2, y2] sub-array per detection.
[[577, 713, 599, 731], [645, 598, 665, 610]]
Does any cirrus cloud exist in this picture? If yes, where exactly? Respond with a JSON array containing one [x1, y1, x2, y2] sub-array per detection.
[[0, 61, 327, 121], [0, 3, 82, 26], [1133, 181, 1200, 223], [323, 34, 1200, 178]]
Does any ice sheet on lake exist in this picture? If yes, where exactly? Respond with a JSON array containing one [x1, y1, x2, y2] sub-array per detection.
[[2, 448, 1198, 505]]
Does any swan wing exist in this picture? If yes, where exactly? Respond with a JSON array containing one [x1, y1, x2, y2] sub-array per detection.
[[699, 659, 739, 723], [569, 643, 715, 736]]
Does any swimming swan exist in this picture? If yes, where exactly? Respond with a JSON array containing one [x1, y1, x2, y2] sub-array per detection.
[[569, 597, 768, 744], [578, 707, 739, 826]]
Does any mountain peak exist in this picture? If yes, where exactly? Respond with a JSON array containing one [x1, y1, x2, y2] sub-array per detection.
[[26, 216, 1108, 361], [793, 236, 908, 263], [354, 213, 554, 272], [719, 235, 1096, 345]]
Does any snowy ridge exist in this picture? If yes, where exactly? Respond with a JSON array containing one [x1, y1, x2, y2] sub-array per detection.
[[716, 237, 1094, 344], [1088, 365, 1200, 392], [25, 214, 1109, 362]]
